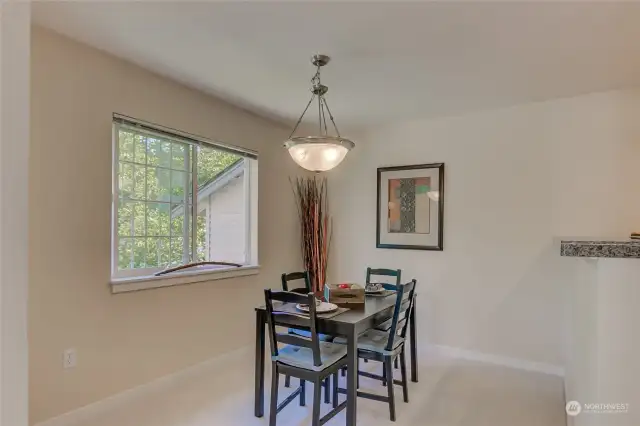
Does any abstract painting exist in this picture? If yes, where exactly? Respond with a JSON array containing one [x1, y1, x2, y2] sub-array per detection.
[[377, 163, 444, 250], [388, 177, 431, 234]]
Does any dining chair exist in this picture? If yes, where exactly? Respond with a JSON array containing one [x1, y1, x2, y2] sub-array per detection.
[[264, 289, 348, 426], [365, 267, 402, 368], [365, 267, 402, 287], [281, 272, 333, 401], [334, 279, 417, 422]]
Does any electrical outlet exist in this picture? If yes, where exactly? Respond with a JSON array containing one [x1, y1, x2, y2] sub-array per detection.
[[63, 348, 77, 369]]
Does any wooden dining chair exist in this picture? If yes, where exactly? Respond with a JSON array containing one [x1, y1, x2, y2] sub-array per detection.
[[264, 289, 348, 426], [365, 267, 402, 368], [281, 271, 312, 292], [334, 279, 417, 422], [281, 272, 332, 401], [366, 267, 402, 287]]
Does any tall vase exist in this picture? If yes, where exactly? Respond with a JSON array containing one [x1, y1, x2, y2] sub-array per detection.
[[291, 176, 332, 292]]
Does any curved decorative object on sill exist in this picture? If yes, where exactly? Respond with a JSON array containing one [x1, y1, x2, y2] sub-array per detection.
[[283, 54, 355, 172], [154, 261, 243, 276]]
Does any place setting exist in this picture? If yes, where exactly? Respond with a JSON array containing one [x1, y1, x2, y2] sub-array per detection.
[[271, 293, 348, 319], [295, 297, 339, 314], [364, 282, 396, 297]]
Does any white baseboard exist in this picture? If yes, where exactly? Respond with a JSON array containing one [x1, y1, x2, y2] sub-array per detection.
[[34, 346, 252, 426], [428, 344, 565, 377], [35, 343, 564, 426]]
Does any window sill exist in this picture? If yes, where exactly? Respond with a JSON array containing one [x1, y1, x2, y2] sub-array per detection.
[[110, 265, 260, 294]]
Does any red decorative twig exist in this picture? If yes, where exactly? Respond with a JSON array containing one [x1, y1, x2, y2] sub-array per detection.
[[290, 176, 331, 292]]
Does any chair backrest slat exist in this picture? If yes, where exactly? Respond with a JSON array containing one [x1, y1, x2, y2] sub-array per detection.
[[385, 279, 417, 352], [366, 267, 402, 287], [281, 271, 312, 292], [273, 290, 311, 304], [380, 283, 398, 292], [276, 332, 314, 349], [376, 317, 394, 331], [377, 310, 411, 332], [395, 318, 408, 333], [264, 289, 322, 367], [398, 297, 411, 313]]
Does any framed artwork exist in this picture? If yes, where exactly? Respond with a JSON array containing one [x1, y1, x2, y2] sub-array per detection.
[[377, 163, 444, 250]]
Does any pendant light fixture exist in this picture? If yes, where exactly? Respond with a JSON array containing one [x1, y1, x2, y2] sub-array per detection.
[[284, 54, 355, 172]]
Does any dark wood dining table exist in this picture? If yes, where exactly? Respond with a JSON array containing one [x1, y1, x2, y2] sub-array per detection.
[[254, 292, 418, 426]]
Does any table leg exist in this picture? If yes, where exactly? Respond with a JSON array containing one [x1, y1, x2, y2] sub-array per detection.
[[346, 328, 358, 426], [409, 297, 418, 383], [254, 310, 266, 417]]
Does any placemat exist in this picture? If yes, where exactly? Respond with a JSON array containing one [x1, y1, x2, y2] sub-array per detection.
[[365, 290, 396, 298], [274, 302, 349, 319]]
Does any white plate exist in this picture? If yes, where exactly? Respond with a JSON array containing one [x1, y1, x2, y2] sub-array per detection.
[[296, 302, 338, 313]]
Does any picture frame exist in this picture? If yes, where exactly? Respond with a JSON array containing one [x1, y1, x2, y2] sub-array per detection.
[[376, 163, 445, 251]]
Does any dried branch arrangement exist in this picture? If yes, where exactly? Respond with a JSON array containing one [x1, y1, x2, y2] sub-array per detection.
[[290, 176, 332, 292]]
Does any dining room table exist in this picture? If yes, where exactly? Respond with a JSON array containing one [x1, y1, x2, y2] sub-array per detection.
[[254, 289, 418, 426]]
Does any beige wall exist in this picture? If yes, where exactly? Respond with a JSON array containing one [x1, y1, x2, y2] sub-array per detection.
[[328, 89, 640, 368], [29, 27, 303, 424], [1, 4, 31, 426]]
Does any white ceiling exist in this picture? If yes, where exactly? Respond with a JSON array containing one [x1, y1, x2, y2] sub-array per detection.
[[33, 1, 640, 126]]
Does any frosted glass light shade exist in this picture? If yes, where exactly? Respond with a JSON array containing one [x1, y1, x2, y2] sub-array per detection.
[[284, 136, 355, 172]]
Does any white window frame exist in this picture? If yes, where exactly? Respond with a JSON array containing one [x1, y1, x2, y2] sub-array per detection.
[[110, 114, 259, 291]]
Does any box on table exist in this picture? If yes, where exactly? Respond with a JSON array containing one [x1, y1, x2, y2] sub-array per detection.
[[324, 283, 365, 309]]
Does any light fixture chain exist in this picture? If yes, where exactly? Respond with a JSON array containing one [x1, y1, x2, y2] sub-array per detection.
[[288, 93, 316, 139], [311, 65, 321, 86], [318, 87, 323, 134], [321, 97, 341, 138], [321, 96, 329, 136]]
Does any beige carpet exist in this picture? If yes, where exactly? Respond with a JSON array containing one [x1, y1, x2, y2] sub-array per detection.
[[56, 349, 566, 426]]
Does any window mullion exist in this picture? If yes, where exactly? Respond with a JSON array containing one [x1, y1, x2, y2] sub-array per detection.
[[128, 154, 135, 268], [143, 135, 148, 268], [169, 163, 173, 265], [191, 146, 198, 263], [181, 145, 191, 264]]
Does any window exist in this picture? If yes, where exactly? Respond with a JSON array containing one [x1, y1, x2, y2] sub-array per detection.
[[112, 115, 258, 280]]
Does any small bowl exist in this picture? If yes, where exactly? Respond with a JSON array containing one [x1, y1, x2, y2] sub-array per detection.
[[365, 283, 383, 292], [299, 298, 322, 310]]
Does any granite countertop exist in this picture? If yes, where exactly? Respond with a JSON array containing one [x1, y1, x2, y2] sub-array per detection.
[[560, 239, 640, 259]]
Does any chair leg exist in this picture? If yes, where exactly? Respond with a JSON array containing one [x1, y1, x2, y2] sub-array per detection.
[[382, 361, 387, 386], [312, 379, 322, 426], [357, 358, 360, 388], [341, 366, 346, 377], [400, 349, 409, 403], [394, 358, 399, 369], [384, 357, 396, 422], [285, 375, 291, 388], [324, 377, 330, 404], [332, 372, 339, 408], [269, 365, 280, 426], [300, 379, 306, 406]]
